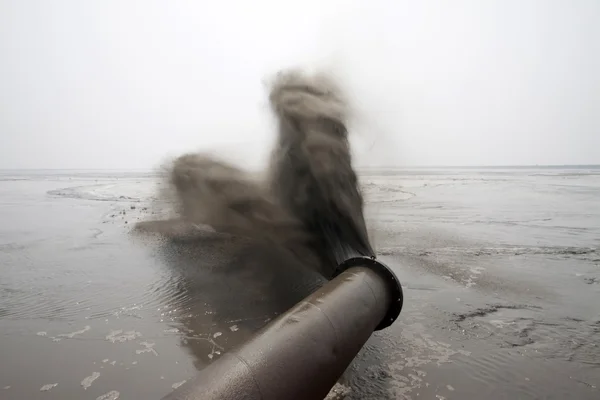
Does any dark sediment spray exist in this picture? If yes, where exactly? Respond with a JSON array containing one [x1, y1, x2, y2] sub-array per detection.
[[136, 68, 374, 278], [267, 69, 375, 276]]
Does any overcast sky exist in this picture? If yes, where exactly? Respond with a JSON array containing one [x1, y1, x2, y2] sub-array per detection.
[[1, 0, 599, 169]]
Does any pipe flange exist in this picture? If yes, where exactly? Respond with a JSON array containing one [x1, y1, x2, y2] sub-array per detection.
[[333, 256, 403, 331]]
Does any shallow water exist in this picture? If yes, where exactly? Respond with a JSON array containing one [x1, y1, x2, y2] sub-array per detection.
[[0, 167, 599, 399]]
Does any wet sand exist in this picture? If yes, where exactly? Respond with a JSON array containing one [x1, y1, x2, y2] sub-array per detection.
[[1, 167, 599, 399]]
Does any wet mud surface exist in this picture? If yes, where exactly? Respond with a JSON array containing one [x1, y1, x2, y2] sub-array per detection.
[[1, 167, 599, 399]]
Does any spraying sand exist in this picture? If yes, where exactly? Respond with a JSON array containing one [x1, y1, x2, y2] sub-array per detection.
[[136, 69, 374, 278]]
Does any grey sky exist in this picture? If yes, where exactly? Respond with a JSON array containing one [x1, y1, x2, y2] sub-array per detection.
[[1, 0, 599, 169]]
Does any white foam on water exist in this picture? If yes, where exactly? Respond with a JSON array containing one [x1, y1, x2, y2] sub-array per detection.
[[81, 372, 101, 390], [106, 330, 142, 343], [135, 341, 158, 356], [172, 380, 186, 389], [40, 383, 58, 391], [324, 383, 352, 400], [58, 325, 91, 339], [96, 390, 120, 400]]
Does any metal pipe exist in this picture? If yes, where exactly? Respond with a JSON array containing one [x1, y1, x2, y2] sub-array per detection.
[[162, 256, 403, 400]]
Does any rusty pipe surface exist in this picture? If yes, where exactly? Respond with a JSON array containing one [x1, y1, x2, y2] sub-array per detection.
[[161, 257, 403, 400]]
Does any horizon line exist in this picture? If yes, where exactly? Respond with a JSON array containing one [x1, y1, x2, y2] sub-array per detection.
[[1, 164, 599, 171]]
